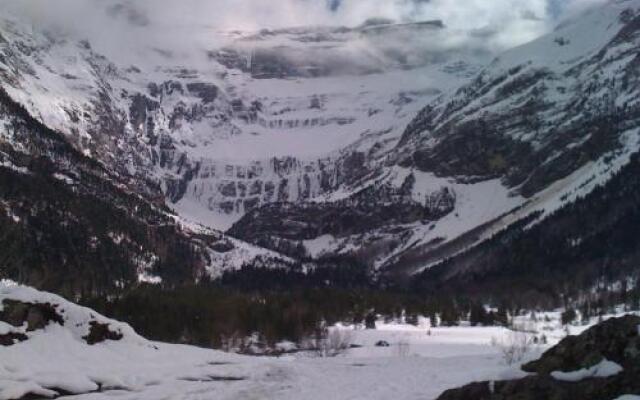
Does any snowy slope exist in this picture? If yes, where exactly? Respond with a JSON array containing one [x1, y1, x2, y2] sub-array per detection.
[[375, 0, 640, 273], [345, 0, 640, 273], [398, 0, 640, 188], [0, 68, 289, 288], [0, 281, 256, 399]]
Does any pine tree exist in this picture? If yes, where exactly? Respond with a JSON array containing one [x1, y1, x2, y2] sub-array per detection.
[[470, 303, 489, 326], [561, 308, 577, 325]]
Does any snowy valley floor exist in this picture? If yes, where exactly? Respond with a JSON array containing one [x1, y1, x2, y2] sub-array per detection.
[[1, 325, 530, 400], [1, 283, 636, 400]]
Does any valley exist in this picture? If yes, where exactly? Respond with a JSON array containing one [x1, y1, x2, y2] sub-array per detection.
[[1, 0, 640, 398]]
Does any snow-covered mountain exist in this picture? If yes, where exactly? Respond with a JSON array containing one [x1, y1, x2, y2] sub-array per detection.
[[0, 7, 487, 230], [231, 0, 640, 274], [384, 0, 640, 274], [1, 0, 640, 283], [0, 76, 290, 294]]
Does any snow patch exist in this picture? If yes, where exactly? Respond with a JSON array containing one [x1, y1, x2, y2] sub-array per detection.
[[53, 173, 76, 185], [551, 359, 623, 382], [0, 160, 29, 175], [137, 272, 162, 285]]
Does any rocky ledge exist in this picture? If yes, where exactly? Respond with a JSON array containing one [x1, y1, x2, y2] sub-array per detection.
[[437, 315, 640, 400]]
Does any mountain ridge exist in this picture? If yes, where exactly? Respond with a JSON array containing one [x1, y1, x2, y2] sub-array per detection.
[[0, 0, 639, 289]]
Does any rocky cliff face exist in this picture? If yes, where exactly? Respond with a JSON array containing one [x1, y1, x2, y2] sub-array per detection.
[[228, 170, 457, 264], [0, 6, 490, 272], [1, 1, 640, 279], [175, 152, 373, 228], [0, 85, 290, 296], [0, 10, 484, 235]]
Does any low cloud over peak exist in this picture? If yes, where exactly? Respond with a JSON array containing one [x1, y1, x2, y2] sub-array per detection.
[[1, 0, 608, 59]]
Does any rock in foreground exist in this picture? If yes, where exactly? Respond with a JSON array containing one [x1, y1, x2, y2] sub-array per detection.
[[437, 315, 640, 400]]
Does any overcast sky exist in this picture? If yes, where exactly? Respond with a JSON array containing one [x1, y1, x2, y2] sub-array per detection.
[[3, 0, 608, 53]]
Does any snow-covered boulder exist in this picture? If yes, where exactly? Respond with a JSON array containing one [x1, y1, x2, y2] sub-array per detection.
[[0, 282, 248, 400], [522, 315, 640, 375], [0, 282, 142, 347], [437, 315, 640, 400]]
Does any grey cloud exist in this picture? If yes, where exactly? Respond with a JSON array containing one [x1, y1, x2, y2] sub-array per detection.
[[1, 0, 609, 56]]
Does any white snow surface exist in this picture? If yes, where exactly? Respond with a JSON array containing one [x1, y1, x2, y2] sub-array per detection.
[[0, 321, 15, 336], [551, 359, 624, 382], [0, 283, 539, 400]]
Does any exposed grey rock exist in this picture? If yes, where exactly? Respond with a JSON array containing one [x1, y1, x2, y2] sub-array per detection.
[[522, 315, 640, 374], [437, 315, 640, 400], [186, 82, 218, 104], [0, 299, 64, 331], [83, 321, 124, 345], [0, 331, 28, 346]]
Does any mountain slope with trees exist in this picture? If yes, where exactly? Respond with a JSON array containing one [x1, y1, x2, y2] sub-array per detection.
[[0, 87, 287, 297], [412, 151, 640, 311]]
